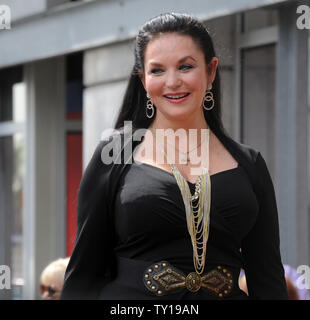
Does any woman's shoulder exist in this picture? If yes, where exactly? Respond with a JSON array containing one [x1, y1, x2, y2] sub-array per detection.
[[223, 136, 274, 199], [233, 139, 260, 163], [220, 133, 260, 166]]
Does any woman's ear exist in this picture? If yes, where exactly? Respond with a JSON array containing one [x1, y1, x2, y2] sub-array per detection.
[[206, 57, 219, 84]]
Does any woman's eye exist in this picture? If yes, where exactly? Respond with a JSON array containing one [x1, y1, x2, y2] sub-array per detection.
[[179, 64, 193, 71], [149, 65, 193, 74], [151, 68, 164, 74]]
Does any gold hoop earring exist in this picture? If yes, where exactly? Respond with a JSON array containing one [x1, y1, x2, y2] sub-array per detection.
[[203, 91, 214, 111], [146, 93, 155, 119]]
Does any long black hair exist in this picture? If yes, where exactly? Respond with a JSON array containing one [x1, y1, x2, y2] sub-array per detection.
[[114, 12, 226, 136]]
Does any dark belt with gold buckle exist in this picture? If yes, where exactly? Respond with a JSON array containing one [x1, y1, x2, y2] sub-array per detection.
[[143, 261, 234, 298]]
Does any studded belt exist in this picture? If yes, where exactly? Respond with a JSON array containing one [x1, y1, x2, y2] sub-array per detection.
[[143, 261, 234, 298]]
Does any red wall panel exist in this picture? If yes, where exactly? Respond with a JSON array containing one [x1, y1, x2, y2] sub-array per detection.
[[66, 134, 82, 257]]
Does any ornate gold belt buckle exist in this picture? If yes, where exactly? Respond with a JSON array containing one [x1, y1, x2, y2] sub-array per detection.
[[185, 272, 201, 292], [143, 262, 233, 298]]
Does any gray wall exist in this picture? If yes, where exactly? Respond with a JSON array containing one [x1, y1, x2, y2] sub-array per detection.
[[2, 0, 46, 21], [83, 40, 134, 166], [275, 3, 309, 268], [0, 0, 289, 68]]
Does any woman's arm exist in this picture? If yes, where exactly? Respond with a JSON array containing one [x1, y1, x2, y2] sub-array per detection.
[[241, 152, 288, 299], [60, 141, 116, 299]]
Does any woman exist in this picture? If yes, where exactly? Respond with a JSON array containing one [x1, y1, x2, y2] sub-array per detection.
[[61, 13, 288, 300]]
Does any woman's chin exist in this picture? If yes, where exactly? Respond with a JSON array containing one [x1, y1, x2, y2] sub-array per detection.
[[161, 110, 202, 123]]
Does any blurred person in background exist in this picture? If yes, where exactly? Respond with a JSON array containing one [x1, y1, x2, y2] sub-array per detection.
[[239, 265, 310, 300], [40, 257, 70, 300]]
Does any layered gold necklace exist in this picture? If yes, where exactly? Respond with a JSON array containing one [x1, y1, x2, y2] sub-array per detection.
[[151, 128, 211, 275]]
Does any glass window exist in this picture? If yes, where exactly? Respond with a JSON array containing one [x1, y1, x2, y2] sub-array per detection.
[[13, 83, 26, 123], [66, 52, 83, 119], [0, 65, 25, 299], [0, 133, 24, 299], [0, 67, 23, 122]]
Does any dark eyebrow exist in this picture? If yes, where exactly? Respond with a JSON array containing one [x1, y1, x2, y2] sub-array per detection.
[[179, 56, 197, 63], [148, 55, 197, 67]]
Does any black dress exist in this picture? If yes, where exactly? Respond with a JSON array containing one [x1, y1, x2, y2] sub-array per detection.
[[60, 128, 288, 300]]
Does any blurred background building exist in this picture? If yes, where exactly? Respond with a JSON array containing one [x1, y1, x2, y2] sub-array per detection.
[[0, 0, 309, 299]]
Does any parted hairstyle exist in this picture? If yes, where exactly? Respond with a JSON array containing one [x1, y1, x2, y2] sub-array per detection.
[[114, 12, 226, 137]]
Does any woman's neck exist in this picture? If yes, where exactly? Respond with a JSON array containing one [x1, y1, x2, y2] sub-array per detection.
[[150, 114, 209, 132]]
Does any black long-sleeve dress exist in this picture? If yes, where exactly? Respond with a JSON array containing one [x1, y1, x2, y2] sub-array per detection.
[[60, 127, 288, 300]]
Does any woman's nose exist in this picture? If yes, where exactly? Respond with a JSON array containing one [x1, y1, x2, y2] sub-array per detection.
[[165, 71, 182, 89]]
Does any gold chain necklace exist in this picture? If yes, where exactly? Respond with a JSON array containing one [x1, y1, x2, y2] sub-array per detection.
[[150, 127, 211, 275]]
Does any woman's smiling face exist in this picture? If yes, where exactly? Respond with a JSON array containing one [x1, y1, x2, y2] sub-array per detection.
[[141, 32, 218, 124]]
